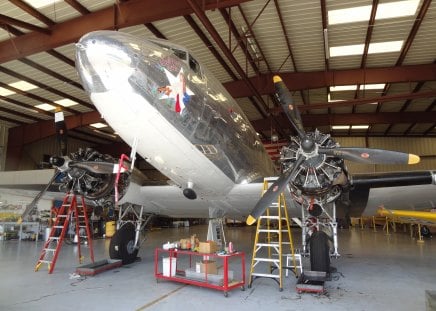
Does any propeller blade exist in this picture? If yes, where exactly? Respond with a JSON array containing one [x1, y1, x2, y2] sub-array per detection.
[[319, 147, 420, 165], [17, 170, 61, 224], [273, 75, 305, 138], [55, 110, 67, 156], [68, 161, 121, 174], [246, 156, 305, 225]]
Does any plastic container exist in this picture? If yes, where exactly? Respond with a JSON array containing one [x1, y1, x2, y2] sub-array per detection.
[[162, 257, 177, 277], [105, 221, 116, 238]]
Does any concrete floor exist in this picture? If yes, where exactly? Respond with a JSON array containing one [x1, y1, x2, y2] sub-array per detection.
[[0, 224, 435, 311]]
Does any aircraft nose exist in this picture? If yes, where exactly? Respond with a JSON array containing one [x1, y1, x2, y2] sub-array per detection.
[[76, 31, 139, 93]]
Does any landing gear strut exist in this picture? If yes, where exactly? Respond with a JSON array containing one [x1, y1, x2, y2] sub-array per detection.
[[300, 200, 340, 273], [109, 203, 154, 264]]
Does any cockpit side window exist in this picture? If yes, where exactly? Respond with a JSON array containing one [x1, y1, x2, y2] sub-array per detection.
[[173, 49, 187, 61], [189, 55, 202, 78], [151, 41, 187, 62]]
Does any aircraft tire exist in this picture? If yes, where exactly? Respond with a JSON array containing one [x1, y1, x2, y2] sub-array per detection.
[[109, 223, 138, 264], [309, 231, 330, 273]]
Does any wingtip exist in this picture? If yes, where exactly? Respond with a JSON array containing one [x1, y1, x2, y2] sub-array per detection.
[[273, 75, 282, 83], [246, 215, 257, 226], [408, 154, 420, 165]]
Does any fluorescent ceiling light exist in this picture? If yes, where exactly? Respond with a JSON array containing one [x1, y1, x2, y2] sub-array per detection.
[[35, 103, 56, 111], [328, 0, 419, 25], [330, 85, 357, 92], [332, 125, 350, 130], [55, 98, 78, 107], [362, 83, 385, 90], [90, 122, 108, 129], [351, 125, 369, 129], [10, 81, 37, 91], [24, 0, 61, 9], [330, 84, 385, 92], [330, 41, 403, 57]]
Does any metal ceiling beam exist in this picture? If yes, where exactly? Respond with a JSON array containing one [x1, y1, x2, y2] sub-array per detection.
[[0, 115, 25, 125], [186, 0, 268, 112], [0, 81, 78, 114], [223, 63, 436, 96], [279, 90, 436, 112], [184, 15, 237, 80], [376, 0, 431, 112], [18, 58, 83, 90], [0, 95, 53, 116], [0, 0, 250, 64], [0, 105, 41, 122], [64, 0, 91, 15], [0, 65, 93, 109], [251, 111, 436, 131], [0, 13, 50, 34], [7, 110, 102, 147]]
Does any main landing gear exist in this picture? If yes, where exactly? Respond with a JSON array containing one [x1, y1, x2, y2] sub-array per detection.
[[109, 203, 154, 264], [300, 201, 340, 274]]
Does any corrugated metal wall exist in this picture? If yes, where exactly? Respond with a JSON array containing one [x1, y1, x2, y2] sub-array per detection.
[[335, 136, 436, 174], [19, 136, 95, 170]]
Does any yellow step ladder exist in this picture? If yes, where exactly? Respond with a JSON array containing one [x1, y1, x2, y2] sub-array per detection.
[[248, 178, 299, 291]]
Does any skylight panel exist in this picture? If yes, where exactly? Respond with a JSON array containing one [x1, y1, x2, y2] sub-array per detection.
[[24, 0, 62, 9], [35, 103, 56, 111], [9, 81, 38, 91], [328, 6, 371, 25], [0, 87, 15, 97], [330, 44, 364, 57], [330, 41, 403, 57], [90, 123, 108, 129], [328, 0, 419, 25], [376, 0, 419, 20], [368, 41, 403, 54], [55, 99, 78, 107], [0, 81, 38, 96]]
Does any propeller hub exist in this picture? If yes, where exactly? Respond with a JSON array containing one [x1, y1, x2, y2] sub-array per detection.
[[50, 156, 65, 167], [301, 137, 315, 153]]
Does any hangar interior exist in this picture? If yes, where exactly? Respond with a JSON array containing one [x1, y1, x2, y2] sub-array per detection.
[[0, 0, 436, 310]]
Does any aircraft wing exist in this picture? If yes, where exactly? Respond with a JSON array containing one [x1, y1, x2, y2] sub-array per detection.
[[347, 170, 436, 217], [378, 207, 436, 226], [119, 181, 295, 220]]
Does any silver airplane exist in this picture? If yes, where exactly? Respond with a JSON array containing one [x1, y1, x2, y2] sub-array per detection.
[[1, 31, 435, 273]]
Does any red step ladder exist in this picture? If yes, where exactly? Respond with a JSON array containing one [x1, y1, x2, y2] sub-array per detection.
[[35, 192, 94, 274]]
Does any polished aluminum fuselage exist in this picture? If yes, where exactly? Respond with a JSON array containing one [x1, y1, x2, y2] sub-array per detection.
[[76, 31, 276, 200]]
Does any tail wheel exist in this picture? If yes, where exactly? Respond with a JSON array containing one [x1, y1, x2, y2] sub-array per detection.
[[109, 223, 139, 264], [309, 231, 330, 273]]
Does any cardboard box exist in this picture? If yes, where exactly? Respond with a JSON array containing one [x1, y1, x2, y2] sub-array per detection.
[[198, 241, 217, 253], [199, 260, 217, 274]]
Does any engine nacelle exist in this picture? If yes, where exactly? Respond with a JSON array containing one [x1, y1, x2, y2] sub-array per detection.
[[56, 148, 130, 203], [280, 131, 348, 205]]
